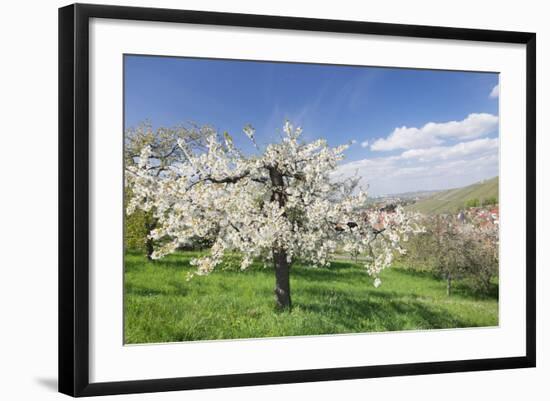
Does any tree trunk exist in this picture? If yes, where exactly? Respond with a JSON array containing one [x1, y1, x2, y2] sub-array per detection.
[[446, 274, 452, 297], [145, 216, 157, 261], [273, 248, 291, 310], [268, 166, 292, 310], [146, 237, 154, 261]]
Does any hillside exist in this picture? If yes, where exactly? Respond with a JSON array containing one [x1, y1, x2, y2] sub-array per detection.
[[407, 177, 499, 214]]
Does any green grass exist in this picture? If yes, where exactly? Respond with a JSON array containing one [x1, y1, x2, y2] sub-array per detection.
[[124, 251, 498, 344], [408, 176, 499, 214]]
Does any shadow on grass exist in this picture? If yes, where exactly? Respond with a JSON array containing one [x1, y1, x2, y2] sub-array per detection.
[[296, 289, 470, 331], [125, 252, 269, 273], [389, 267, 499, 302], [291, 264, 368, 283], [125, 257, 194, 271], [125, 280, 190, 297], [391, 266, 438, 280], [451, 280, 499, 301]]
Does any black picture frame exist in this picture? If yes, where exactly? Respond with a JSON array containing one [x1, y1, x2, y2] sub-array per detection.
[[59, 3, 536, 397]]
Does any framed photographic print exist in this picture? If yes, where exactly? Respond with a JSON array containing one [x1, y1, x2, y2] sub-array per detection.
[[58, 3, 536, 397]]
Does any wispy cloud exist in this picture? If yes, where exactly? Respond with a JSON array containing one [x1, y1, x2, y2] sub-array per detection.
[[335, 136, 499, 195], [489, 84, 499, 99], [370, 113, 498, 151], [361, 140, 369, 148]]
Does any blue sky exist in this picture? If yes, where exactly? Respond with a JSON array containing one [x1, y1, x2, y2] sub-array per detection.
[[125, 55, 499, 195]]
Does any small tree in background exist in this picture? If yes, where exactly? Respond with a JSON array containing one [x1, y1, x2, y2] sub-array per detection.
[[405, 214, 498, 296], [481, 196, 498, 207], [465, 198, 480, 208], [461, 216, 499, 294], [124, 186, 159, 255], [407, 216, 467, 296]]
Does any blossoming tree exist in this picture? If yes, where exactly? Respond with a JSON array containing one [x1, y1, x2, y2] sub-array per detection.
[[405, 213, 498, 296], [124, 123, 209, 258], [127, 122, 420, 310]]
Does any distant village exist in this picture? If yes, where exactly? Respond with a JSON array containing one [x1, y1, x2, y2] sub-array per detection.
[[369, 194, 499, 226]]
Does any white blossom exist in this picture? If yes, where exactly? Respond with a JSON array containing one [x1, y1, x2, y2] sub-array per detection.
[[127, 122, 421, 286]]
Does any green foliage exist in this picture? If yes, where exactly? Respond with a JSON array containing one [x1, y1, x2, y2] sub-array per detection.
[[124, 251, 498, 344], [465, 198, 480, 208], [482, 196, 498, 207], [125, 209, 152, 252], [124, 185, 154, 253]]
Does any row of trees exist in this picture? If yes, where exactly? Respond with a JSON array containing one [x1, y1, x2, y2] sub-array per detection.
[[464, 196, 498, 208], [125, 121, 422, 309]]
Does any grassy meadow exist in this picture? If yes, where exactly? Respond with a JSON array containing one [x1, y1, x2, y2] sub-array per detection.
[[124, 250, 498, 344]]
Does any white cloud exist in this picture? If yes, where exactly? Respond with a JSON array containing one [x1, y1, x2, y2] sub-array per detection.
[[490, 84, 499, 99], [370, 113, 498, 151], [400, 137, 498, 162], [350, 139, 357, 144], [360, 140, 369, 148], [334, 137, 499, 195]]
